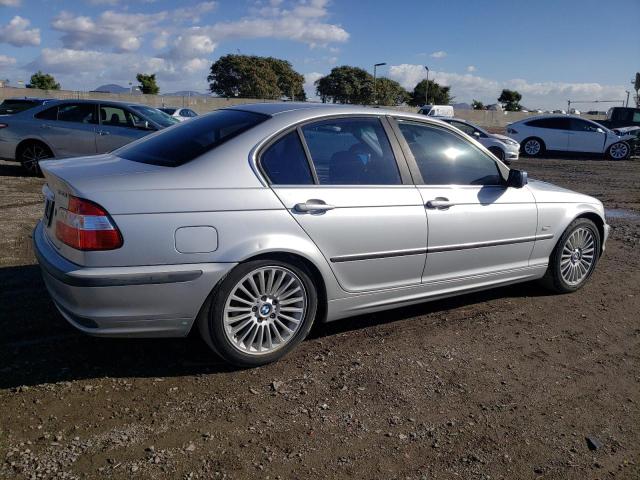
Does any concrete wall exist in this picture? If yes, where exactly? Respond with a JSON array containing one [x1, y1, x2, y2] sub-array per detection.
[[1, 86, 605, 130]]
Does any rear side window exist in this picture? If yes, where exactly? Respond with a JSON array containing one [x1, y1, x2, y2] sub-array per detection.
[[0, 100, 42, 114], [261, 131, 313, 185], [58, 103, 97, 124], [526, 118, 570, 130], [35, 106, 58, 120], [117, 109, 268, 167], [301, 117, 401, 185]]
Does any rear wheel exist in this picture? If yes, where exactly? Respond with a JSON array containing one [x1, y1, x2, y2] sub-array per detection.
[[607, 142, 630, 160], [199, 259, 318, 367], [522, 137, 545, 157], [541, 218, 600, 293], [17, 141, 52, 176]]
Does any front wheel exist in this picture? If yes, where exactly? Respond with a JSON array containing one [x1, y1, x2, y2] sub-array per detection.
[[607, 142, 630, 160], [541, 218, 600, 293], [199, 259, 318, 367]]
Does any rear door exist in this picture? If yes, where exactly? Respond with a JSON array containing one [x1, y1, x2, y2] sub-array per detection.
[[263, 116, 428, 293], [36, 102, 98, 157], [568, 118, 607, 153], [96, 104, 151, 152]]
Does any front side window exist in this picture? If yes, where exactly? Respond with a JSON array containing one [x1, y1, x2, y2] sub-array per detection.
[[117, 109, 268, 167], [130, 105, 179, 128], [261, 131, 313, 185], [301, 117, 401, 185], [397, 120, 503, 186], [57, 103, 97, 124], [100, 106, 137, 128], [570, 119, 600, 132]]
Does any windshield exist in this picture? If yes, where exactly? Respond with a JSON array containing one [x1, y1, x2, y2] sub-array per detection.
[[117, 109, 269, 167], [0, 99, 44, 115], [130, 105, 180, 128]]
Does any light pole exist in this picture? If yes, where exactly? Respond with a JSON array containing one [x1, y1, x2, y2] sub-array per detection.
[[424, 66, 429, 106], [625, 90, 630, 107], [373, 62, 386, 105]]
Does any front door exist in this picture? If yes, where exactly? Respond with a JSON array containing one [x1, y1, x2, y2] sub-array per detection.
[[568, 118, 606, 153], [262, 116, 428, 293], [391, 118, 538, 284], [96, 105, 150, 153]]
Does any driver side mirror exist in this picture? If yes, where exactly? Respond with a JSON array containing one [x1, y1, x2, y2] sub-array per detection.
[[473, 131, 481, 137], [134, 120, 154, 131], [507, 169, 528, 188], [596, 127, 604, 133]]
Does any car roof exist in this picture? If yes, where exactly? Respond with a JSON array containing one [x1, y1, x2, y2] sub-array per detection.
[[511, 114, 589, 124], [226, 102, 412, 117], [34, 98, 157, 109]]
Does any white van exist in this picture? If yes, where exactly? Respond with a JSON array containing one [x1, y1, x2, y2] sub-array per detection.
[[418, 104, 454, 118]]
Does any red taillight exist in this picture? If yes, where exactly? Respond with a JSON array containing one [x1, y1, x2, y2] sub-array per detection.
[[55, 196, 122, 251]]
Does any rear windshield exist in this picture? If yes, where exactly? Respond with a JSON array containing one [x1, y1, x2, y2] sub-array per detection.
[[0, 99, 43, 115], [117, 109, 269, 167]]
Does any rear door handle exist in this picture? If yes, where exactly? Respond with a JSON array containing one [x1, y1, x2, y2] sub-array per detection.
[[41, 124, 51, 129], [426, 197, 454, 209], [294, 200, 335, 213], [96, 130, 110, 136]]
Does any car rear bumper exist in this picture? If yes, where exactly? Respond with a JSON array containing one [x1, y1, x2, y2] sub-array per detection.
[[33, 221, 235, 338]]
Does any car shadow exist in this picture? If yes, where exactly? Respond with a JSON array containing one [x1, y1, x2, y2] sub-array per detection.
[[0, 263, 553, 389], [0, 161, 31, 178]]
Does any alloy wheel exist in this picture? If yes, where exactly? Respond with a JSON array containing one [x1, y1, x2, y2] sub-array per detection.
[[223, 266, 307, 355], [609, 142, 628, 160], [560, 227, 596, 286], [21, 144, 50, 174], [524, 139, 541, 156]]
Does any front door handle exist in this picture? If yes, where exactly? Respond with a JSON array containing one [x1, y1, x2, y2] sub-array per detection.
[[294, 200, 335, 213], [426, 197, 454, 209], [41, 124, 51, 129], [96, 130, 110, 136]]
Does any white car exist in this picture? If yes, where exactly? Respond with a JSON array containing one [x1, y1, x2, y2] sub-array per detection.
[[506, 115, 634, 160], [439, 118, 520, 163], [158, 107, 198, 122], [418, 105, 454, 118]]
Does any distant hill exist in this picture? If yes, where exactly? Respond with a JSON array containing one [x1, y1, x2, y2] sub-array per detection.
[[162, 91, 210, 97], [92, 84, 132, 94], [452, 102, 472, 110]]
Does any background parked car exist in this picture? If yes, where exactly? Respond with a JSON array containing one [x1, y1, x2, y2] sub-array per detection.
[[597, 106, 640, 129], [438, 117, 520, 163], [0, 99, 179, 174], [159, 107, 198, 121], [418, 105, 454, 117], [506, 115, 635, 160], [0, 97, 53, 115]]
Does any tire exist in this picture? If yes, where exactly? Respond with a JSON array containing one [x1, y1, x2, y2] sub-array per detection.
[[521, 137, 545, 157], [541, 218, 601, 294], [606, 141, 630, 160], [198, 259, 318, 367], [488, 146, 506, 162], [17, 141, 52, 176]]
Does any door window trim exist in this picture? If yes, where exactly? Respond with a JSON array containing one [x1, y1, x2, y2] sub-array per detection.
[[256, 114, 415, 187], [386, 116, 509, 187]]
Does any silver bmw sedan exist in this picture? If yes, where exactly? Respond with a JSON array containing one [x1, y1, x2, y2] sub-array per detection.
[[33, 103, 609, 366]]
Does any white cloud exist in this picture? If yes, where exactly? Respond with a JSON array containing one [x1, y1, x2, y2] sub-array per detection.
[[0, 16, 40, 47], [0, 0, 21, 6], [466, 65, 476, 72], [430, 50, 447, 59], [303, 71, 323, 98], [0, 54, 17, 67], [388, 63, 627, 110]]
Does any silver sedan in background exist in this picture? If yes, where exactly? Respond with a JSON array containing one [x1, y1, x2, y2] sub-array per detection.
[[438, 117, 520, 163], [0, 99, 178, 174], [33, 103, 608, 366]]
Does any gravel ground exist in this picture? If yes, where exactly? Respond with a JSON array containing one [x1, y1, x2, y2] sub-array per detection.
[[1, 156, 639, 480]]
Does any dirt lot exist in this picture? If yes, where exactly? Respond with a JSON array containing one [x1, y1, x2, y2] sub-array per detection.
[[1, 156, 639, 480]]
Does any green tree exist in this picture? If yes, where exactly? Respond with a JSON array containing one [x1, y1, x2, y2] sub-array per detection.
[[26, 71, 60, 90], [409, 79, 451, 106], [207, 54, 305, 100], [471, 99, 484, 110], [498, 89, 522, 111], [374, 77, 409, 106], [136, 73, 160, 94], [315, 66, 373, 104]]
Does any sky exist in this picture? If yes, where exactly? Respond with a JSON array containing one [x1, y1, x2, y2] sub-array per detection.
[[1, 0, 639, 109]]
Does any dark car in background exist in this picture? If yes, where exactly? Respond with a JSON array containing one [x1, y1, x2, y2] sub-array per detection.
[[0, 99, 179, 174]]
